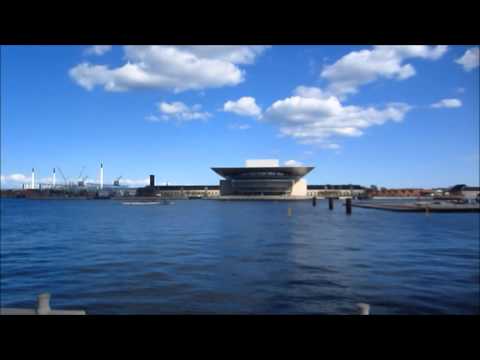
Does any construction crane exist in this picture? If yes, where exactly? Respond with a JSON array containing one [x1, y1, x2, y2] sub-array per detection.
[[56, 167, 68, 187], [77, 166, 86, 186], [113, 176, 122, 186], [78, 176, 88, 187], [78, 166, 85, 179]]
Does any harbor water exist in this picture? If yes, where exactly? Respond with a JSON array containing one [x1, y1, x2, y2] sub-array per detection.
[[1, 198, 479, 314]]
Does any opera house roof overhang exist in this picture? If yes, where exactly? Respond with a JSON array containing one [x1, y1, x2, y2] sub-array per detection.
[[211, 166, 314, 180]]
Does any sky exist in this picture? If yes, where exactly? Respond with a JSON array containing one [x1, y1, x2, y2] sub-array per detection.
[[1, 45, 479, 189]]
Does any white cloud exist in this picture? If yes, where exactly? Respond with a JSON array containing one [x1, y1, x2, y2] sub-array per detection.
[[455, 47, 479, 71], [228, 123, 251, 130], [39, 176, 54, 183], [223, 96, 262, 118], [431, 98, 462, 108], [263, 85, 411, 147], [85, 45, 112, 56], [157, 101, 210, 121], [284, 160, 303, 166], [1, 173, 32, 188], [1, 173, 30, 182], [321, 45, 448, 96], [320, 143, 340, 150], [145, 114, 160, 122], [121, 178, 150, 186], [70, 46, 269, 92]]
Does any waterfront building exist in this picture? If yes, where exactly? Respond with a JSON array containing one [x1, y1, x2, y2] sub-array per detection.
[[137, 174, 220, 198], [307, 184, 365, 198], [211, 159, 313, 197], [137, 161, 368, 199], [450, 184, 480, 200], [138, 185, 220, 198]]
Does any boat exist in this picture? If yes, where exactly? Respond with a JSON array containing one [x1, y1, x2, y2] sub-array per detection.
[[122, 200, 174, 206], [122, 201, 161, 205]]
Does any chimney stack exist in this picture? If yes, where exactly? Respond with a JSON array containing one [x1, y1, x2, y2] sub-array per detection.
[[53, 168, 56, 187], [149, 175, 155, 187], [100, 162, 104, 190], [31, 168, 35, 189]]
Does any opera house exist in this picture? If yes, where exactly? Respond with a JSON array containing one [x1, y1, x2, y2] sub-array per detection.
[[136, 159, 365, 199], [211, 159, 313, 197]]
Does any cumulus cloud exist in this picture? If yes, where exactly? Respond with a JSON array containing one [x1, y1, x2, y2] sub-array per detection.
[[70, 46, 269, 92], [263, 85, 411, 147], [321, 45, 448, 96], [223, 96, 262, 118], [284, 160, 303, 166], [455, 47, 479, 71], [157, 101, 210, 121], [85, 45, 112, 56], [431, 98, 462, 108], [228, 123, 251, 130]]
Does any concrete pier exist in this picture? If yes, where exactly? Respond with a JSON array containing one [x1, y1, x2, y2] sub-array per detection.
[[0, 293, 86, 315], [352, 202, 480, 212], [214, 195, 312, 201]]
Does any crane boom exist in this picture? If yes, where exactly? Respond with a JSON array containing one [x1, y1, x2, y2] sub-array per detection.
[[78, 166, 86, 180], [56, 167, 68, 185], [113, 176, 122, 186]]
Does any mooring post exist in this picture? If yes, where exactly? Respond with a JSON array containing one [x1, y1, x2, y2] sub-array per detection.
[[356, 303, 370, 315], [346, 198, 352, 215], [312, 196, 317, 207], [328, 198, 334, 210], [425, 206, 430, 216], [37, 293, 51, 315], [288, 207, 292, 216]]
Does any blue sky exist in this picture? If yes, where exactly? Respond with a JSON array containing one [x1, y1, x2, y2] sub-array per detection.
[[1, 45, 478, 188]]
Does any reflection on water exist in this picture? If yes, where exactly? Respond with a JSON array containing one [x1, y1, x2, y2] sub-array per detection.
[[1, 199, 479, 314]]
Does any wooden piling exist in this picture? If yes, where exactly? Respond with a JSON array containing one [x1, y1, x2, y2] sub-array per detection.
[[288, 207, 292, 216], [328, 198, 334, 210], [312, 196, 317, 207], [346, 198, 352, 215]]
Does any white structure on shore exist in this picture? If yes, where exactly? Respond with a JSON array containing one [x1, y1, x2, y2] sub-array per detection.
[[100, 162, 104, 190], [31, 168, 35, 189], [212, 159, 313, 197]]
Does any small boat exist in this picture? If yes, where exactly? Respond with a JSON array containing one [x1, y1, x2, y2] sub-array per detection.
[[122, 201, 161, 205], [122, 200, 174, 206]]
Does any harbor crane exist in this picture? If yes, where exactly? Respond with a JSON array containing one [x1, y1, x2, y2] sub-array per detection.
[[56, 167, 68, 187], [78, 176, 88, 187], [77, 166, 87, 186], [113, 176, 122, 186]]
